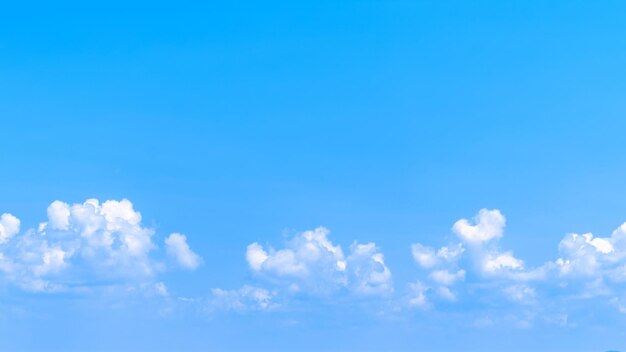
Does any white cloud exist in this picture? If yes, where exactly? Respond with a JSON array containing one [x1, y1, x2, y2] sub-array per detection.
[[165, 233, 202, 270], [246, 227, 392, 297], [41, 198, 157, 263], [246, 242, 269, 271], [411, 244, 438, 268], [33, 246, 68, 276], [552, 226, 626, 283], [346, 242, 393, 296], [407, 281, 430, 308], [482, 252, 524, 274], [410, 208, 626, 317], [429, 269, 465, 286], [437, 244, 465, 262], [247, 227, 345, 283], [411, 210, 529, 307], [411, 243, 464, 269], [555, 232, 617, 278], [0, 198, 201, 292], [0, 213, 20, 244], [453, 208, 505, 243], [47, 200, 70, 231]]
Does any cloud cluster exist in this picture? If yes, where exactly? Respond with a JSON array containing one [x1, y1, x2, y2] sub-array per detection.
[[409, 208, 626, 317], [0, 199, 201, 292], [205, 209, 626, 324], [409, 209, 546, 309], [246, 227, 393, 297], [10, 199, 626, 325]]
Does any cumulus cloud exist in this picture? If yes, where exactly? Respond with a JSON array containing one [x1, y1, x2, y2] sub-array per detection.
[[410, 209, 539, 309], [0, 213, 20, 244], [547, 224, 626, 301], [453, 209, 506, 243], [47, 200, 70, 231], [482, 252, 524, 274], [246, 227, 392, 297], [346, 242, 393, 296], [165, 233, 202, 270], [246, 242, 269, 272], [556, 232, 614, 277], [0, 198, 202, 292], [409, 208, 626, 319]]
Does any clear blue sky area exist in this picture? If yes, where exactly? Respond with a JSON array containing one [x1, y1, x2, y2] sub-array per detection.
[[2, 1, 626, 351]]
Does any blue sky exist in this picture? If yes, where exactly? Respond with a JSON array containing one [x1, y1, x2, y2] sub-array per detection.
[[2, 1, 626, 351]]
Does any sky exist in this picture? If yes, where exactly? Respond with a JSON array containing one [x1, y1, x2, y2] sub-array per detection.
[[2, 1, 626, 351]]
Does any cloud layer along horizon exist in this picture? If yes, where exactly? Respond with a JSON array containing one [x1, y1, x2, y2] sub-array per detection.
[[409, 208, 626, 326], [5, 201, 626, 328]]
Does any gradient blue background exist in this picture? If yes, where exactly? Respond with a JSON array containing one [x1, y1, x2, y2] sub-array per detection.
[[2, 1, 626, 350]]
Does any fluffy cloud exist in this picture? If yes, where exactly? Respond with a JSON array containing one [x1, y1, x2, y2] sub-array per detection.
[[482, 252, 524, 274], [410, 209, 537, 308], [411, 244, 437, 268], [549, 224, 626, 293], [346, 242, 393, 296], [165, 233, 202, 270], [47, 200, 70, 231], [410, 208, 626, 319], [0, 199, 202, 292], [246, 228, 346, 289], [38, 198, 157, 276], [556, 232, 615, 277], [246, 242, 269, 272], [0, 213, 20, 244], [246, 227, 392, 296], [453, 209, 506, 243]]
